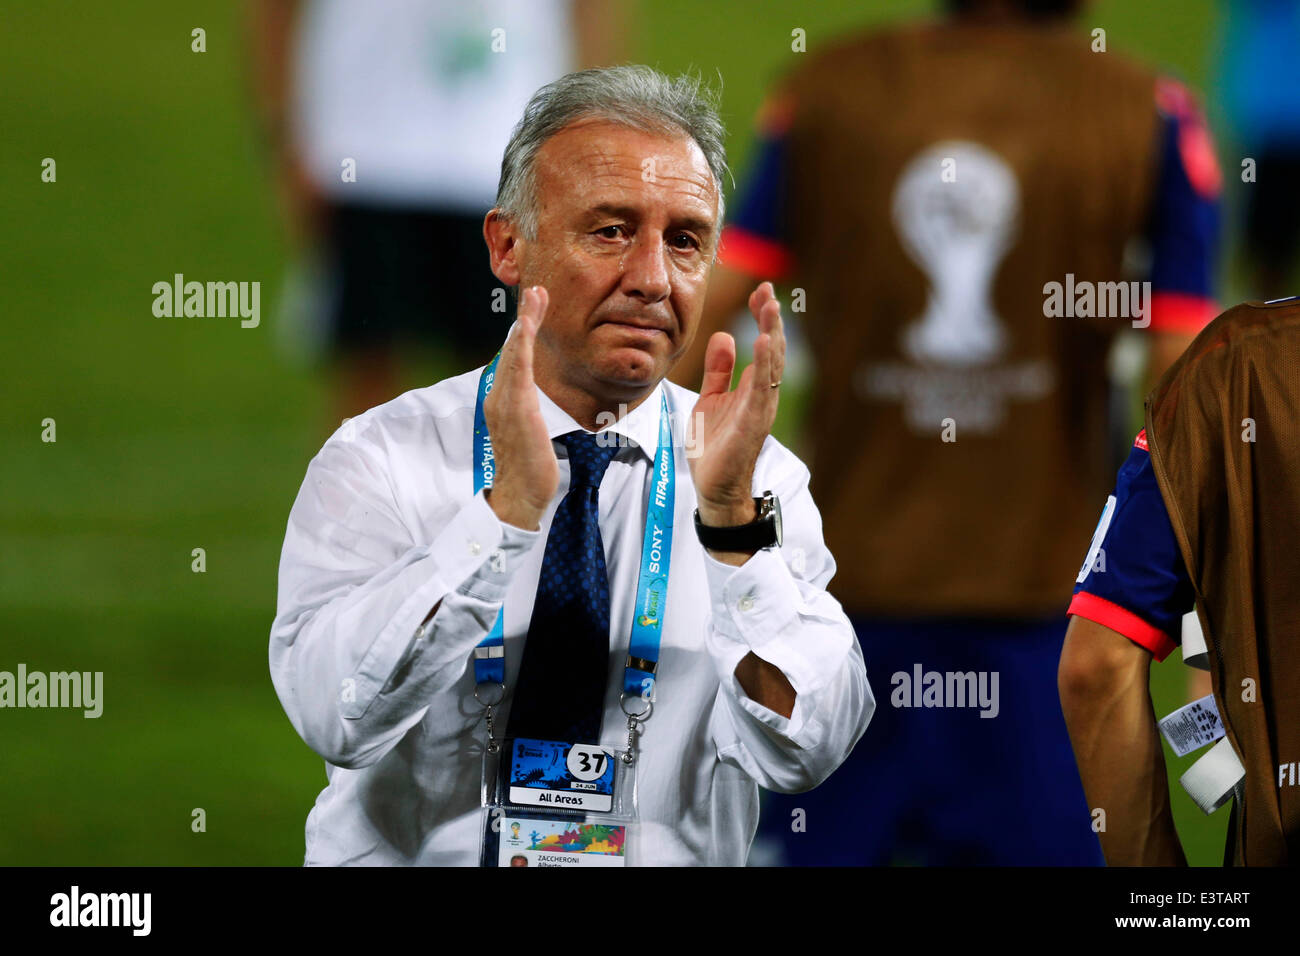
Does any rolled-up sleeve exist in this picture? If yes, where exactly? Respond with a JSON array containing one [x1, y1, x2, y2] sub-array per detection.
[[706, 457, 874, 794], [269, 434, 539, 770]]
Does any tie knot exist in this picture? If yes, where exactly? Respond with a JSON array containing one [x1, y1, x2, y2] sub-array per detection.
[[560, 431, 620, 489]]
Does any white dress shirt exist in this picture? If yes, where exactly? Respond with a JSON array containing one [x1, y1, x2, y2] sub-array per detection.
[[269, 367, 874, 865]]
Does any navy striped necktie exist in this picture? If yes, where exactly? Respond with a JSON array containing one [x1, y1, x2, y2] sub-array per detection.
[[506, 431, 620, 743]]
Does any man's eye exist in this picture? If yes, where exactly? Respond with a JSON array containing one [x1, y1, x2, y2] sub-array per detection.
[[595, 225, 623, 239], [670, 233, 700, 250]]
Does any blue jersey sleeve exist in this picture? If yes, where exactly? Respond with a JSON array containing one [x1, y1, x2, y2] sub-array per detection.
[[1068, 431, 1196, 660], [1147, 78, 1222, 333]]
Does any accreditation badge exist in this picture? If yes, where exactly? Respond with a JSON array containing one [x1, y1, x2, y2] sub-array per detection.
[[480, 737, 638, 867], [508, 738, 615, 811]]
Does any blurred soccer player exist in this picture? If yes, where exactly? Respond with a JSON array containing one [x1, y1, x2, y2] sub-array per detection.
[[1061, 299, 1300, 865], [251, 0, 628, 423], [673, 0, 1221, 864], [1216, 0, 1300, 298]]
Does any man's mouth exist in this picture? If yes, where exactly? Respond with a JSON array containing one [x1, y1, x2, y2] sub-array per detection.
[[599, 317, 672, 336]]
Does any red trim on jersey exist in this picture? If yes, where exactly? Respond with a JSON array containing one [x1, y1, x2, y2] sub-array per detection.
[[1149, 292, 1219, 334], [755, 94, 796, 137], [718, 225, 793, 280], [1155, 76, 1222, 200], [1067, 591, 1178, 661], [1134, 429, 1149, 451], [1179, 121, 1223, 199]]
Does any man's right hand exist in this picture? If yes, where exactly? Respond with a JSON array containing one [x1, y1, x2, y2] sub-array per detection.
[[483, 286, 558, 531]]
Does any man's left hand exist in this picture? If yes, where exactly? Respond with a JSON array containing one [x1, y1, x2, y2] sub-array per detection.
[[688, 281, 785, 534], [689, 281, 796, 717]]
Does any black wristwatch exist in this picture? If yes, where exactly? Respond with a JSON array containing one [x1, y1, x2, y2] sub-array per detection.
[[694, 491, 782, 552]]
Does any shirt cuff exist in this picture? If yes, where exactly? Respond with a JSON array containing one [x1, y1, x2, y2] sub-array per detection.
[[726, 677, 817, 746], [395, 491, 542, 679], [703, 548, 850, 696], [443, 490, 542, 603], [1067, 590, 1179, 662]]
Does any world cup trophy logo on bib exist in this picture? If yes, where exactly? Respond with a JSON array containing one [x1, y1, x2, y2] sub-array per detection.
[[891, 141, 1021, 366]]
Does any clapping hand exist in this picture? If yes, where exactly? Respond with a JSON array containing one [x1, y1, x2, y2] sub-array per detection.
[[687, 281, 786, 533], [482, 286, 559, 531]]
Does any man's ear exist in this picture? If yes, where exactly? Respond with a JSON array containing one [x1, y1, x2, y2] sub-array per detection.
[[484, 209, 523, 287]]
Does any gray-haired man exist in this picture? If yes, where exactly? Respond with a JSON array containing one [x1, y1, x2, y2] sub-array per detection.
[[270, 66, 872, 866]]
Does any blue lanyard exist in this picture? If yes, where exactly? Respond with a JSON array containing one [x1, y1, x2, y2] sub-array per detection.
[[470, 354, 675, 704]]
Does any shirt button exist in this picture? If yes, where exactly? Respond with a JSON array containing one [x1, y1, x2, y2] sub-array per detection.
[[468, 540, 482, 556], [737, 594, 755, 613]]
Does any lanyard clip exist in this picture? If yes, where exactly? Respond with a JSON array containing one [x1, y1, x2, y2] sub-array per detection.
[[619, 693, 653, 765], [475, 681, 506, 754]]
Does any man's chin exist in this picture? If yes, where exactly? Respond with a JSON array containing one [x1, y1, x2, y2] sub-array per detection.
[[589, 347, 666, 394]]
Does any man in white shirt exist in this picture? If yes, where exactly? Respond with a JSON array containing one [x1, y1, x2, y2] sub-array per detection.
[[269, 66, 873, 866]]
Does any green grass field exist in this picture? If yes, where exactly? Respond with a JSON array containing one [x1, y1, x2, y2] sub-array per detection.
[[1, 0, 1228, 864]]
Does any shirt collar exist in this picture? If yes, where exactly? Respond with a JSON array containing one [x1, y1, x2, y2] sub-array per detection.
[[535, 380, 666, 463]]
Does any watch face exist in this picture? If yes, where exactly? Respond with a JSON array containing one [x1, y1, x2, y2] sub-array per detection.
[[771, 494, 783, 548]]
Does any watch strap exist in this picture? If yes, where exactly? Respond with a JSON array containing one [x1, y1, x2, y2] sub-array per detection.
[[694, 497, 778, 552]]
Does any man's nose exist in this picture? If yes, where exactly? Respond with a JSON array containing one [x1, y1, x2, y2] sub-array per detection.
[[621, 232, 671, 302]]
